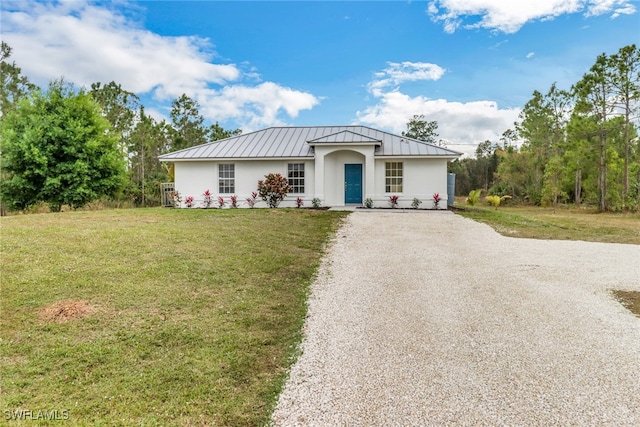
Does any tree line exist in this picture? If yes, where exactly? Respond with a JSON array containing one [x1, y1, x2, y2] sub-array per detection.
[[446, 44, 639, 212], [2, 41, 638, 213], [1, 42, 240, 212]]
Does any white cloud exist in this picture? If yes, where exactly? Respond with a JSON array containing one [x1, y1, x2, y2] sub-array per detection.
[[357, 63, 520, 156], [526, 52, 535, 58], [427, 0, 636, 33], [0, 0, 319, 129], [368, 61, 446, 96], [200, 82, 319, 131]]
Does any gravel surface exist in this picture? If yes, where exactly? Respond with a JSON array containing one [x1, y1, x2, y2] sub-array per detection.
[[271, 210, 640, 426]]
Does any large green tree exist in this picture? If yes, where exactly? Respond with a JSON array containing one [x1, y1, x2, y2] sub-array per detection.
[[1, 42, 37, 117], [208, 121, 242, 141], [608, 44, 640, 204], [486, 45, 639, 211], [0, 80, 126, 211], [402, 114, 441, 145], [90, 81, 140, 154], [127, 107, 174, 206], [1, 42, 38, 215], [169, 94, 241, 151], [573, 54, 618, 211], [170, 94, 209, 150]]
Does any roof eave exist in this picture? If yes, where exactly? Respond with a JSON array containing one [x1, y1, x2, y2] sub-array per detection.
[[159, 156, 314, 162], [307, 142, 382, 147], [375, 154, 461, 159]]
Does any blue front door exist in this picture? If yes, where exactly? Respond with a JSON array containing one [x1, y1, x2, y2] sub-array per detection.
[[344, 164, 363, 204]]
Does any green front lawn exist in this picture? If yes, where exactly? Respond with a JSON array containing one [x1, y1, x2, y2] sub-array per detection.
[[455, 204, 640, 244], [1, 208, 348, 425]]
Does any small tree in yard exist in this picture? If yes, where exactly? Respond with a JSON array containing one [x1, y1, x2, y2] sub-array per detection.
[[257, 173, 292, 208], [0, 80, 125, 211]]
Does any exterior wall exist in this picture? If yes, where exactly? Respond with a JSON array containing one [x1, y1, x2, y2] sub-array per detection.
[[173, 155, 451, 209], [174, 161, 217, 206], [372, 158, 449, 208], [323, 150, 366, 206], [174, 159, 315, 208], [313, 145, 375, 207]]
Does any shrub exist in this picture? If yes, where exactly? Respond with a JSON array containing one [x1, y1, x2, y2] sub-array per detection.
[[245, 191, 258, 208], [202, 189, 213, 208], [486, 195, 500, 208], [217, 196, 225, 208], [296, 197, 304, 208], [311, 198, 321, 208], [389, 194, 399, 208], [185, 196, 194, 208], [412, 198, 423, 209], [230, 195, 238, 208], [486, 194, 512, 209], [258, 173, 292, 208], [466, 189, 481, 206], [364, 198, 373, 208], [432, 193, 441, 209], [169, 191, 182, 208]]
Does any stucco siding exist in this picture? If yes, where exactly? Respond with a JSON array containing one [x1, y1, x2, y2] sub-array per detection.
[[323, 150, 367, 206], [174, 161, 217, 206], [174, 160, 315, 208], [373, 158, 449, 208]]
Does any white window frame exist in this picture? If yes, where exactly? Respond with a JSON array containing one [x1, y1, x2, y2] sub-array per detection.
[[287, 163, 305, 194], [385, 161, 403, 193], [218, 163, 235, 194]]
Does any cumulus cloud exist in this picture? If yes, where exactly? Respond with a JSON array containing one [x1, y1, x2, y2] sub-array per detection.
[[427, 0, 636, 33], [200, 82, 319, 130], [357, 63, 520, 156], [0, 0, 319, 128], [368, 61, 446, 96]]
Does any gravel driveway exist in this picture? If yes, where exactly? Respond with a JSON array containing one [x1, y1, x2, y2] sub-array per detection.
[[271, 211, 640, 426]]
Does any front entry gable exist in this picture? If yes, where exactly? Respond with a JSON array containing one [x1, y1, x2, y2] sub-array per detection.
[[307, 130, 382, 147]]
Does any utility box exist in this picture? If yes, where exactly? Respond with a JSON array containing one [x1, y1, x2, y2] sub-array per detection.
[[447, 173, 456, 208]]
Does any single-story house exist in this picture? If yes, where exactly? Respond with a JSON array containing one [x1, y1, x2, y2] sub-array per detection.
[[158, 126, 462, 208]]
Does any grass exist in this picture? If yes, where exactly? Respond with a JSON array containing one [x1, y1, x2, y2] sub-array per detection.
[[0, 208, 349, 426], [612, 290, 640, 319], [455, 203, 640, 318], [454, 204, 640, 244]]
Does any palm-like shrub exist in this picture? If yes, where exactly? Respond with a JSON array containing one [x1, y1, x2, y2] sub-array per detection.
[[486, 194, 512, 209], [466, 189, 481, 206], [486, 195, 501, 209]]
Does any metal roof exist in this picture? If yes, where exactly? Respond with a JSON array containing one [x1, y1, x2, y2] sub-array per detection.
[[308, 130, 382, 145], [158, 126, 462, 160]]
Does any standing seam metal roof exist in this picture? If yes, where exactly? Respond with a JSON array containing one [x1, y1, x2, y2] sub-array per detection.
[[158, 126, 462, 160]]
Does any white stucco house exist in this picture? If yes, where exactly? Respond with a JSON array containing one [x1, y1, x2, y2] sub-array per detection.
[[158, 126, 461, 208]]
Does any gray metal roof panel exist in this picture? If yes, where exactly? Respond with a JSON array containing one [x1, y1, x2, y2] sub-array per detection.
[[158, 126, 461, 160], [309, 130, 382, 144]]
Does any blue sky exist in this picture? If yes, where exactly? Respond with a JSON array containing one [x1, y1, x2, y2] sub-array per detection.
[[1, 0, 639, 155]]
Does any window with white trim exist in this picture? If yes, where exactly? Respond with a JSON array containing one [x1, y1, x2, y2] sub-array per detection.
[[287, 163, 305, 193], [385, 162, 403, 193], [218, 164, 235, 194]]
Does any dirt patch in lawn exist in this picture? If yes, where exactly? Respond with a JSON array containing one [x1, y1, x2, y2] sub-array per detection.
[[612, 290, 640, 318], [39, 299, 96, 323]]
